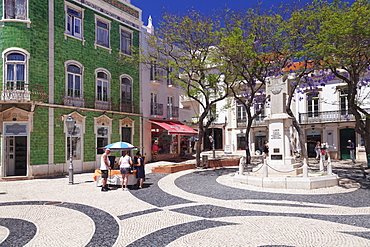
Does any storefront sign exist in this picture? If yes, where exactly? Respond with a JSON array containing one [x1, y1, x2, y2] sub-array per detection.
[[4, 123, 28, 136]]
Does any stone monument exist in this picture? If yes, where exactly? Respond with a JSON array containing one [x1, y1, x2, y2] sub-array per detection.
[[256, 75, 301, 175], [234, 75, 339, 189]]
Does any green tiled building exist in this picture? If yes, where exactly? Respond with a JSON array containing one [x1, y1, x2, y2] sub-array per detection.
[[0, 0, 142, 178]]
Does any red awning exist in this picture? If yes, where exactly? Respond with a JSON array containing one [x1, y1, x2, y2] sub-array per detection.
[[150, 120, 198, 135]]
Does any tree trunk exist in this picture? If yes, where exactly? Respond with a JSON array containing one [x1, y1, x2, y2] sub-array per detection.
[[286, 107, 308, 159]]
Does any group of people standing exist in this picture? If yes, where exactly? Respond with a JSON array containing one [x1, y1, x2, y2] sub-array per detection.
[[315, 140, 356, 163], [100, 149, 145, 192]]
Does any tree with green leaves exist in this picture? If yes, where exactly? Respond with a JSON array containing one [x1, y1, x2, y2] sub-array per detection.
[[301, 0, 370, 161], [146, 10, 236, 166], [218, 8, 291, 161]]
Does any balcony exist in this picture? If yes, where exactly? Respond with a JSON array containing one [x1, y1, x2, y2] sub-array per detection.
[[0, 84, 48, 102], [237, 116, 267, 127], [119, 99, 136, 113], [151, 103, 163, 116], [167, 80, 178, 88], [299, 109, 370, 124], [95, 100, 110, 110], [167, 106, 179, 119]]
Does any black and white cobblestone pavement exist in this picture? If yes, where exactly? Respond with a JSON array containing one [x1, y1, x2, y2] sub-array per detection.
[[0, 158, 369, 246]]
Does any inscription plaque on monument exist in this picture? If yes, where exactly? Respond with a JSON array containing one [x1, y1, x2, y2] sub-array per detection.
[[271, 129, 281, 139]]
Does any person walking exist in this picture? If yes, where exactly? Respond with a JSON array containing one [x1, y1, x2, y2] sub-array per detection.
[[320, 143, 327, 161], [119, 151, 132, 191], [315, 141, 321, 160], [134, 152, 145, 189], [100, 148, 111, 192], [263, 141, 269, 159], [347, 140, 356, 163]]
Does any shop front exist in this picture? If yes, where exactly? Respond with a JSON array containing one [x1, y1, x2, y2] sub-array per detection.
[[150, 120, 198, 161]]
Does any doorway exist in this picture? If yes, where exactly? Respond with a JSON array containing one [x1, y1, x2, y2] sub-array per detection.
[[5, 136, 27, 176], [306, 130, 321, 158], [255, 133, 267, 154], [204, 128, 223, 150], [66, 125, 82, 173], [340, 128, 355, 159]]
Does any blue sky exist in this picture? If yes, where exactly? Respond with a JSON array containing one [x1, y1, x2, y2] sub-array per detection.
[[132, 0, 312, 26]]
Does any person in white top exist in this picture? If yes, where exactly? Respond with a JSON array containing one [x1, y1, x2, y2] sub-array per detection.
[[100, 148, 111, 192], [119, 151, 132, 190]]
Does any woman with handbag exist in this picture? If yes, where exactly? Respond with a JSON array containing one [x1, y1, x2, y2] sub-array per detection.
[[119, 151, 132, 191]]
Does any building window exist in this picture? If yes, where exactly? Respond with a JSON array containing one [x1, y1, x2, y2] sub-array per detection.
[[339, 88, 348, 115], [120, 28, 132, 55], [97, 126, 109, 154], [167, 96, 173, 117], [150, 93, 163, 116], [4, 0, 27, 20], [237, 103, 247, 120], [150, 60, 164, 81], [307, 92, 319, 117], [96, 71, 109, 102], [65, 6, 83, 39], [121, 77, 132, 101], [67, 64, 82, 98], [120, 77, 132, 112], [5, 52, 27, 91], [96, 18, 110, 48], [166, 67, 173, 85]]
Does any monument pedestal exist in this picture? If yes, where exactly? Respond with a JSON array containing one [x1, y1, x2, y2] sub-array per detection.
[[235, 76, 337, 189]]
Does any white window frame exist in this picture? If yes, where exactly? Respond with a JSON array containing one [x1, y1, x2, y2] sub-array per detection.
[[64, 60, 83, 99], [64, 1, 85, 42], [120, 26, 133, 56], [95, 69, 111, 102], [237, 103, 247, 120], [339, 87, 349, 115], [2, 48, 29, 93], [307, 91, 319, 117], [94, 15, 111, 51], [1, 0, 31, 27]]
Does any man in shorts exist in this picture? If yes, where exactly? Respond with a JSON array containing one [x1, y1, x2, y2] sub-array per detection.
[[100, 148, 111, 191]]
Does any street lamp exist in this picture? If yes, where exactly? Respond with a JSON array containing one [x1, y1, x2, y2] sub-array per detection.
[[211, 122, 215, 158], [66, 115, 76, 185]]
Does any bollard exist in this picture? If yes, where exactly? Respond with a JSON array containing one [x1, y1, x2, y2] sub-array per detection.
[[303, 158, 308, 178], [202, 155, 208, 167], [238, 156, 245, 175], [319, 156, 324, 172], [263, 159, 268, 177], [327, 160, 332, 175]]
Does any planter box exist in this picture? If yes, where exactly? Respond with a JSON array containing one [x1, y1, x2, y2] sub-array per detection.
[[207, 159, 239, 168], [152, 163, 196, 173]]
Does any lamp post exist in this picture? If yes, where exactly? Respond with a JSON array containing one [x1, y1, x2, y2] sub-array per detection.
[[211, 122, 215, 158], [66, 115, 76, 185]]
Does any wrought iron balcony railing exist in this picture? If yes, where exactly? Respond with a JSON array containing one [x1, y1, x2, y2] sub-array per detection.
[[62, 93, 139, 114], [151, 103, 163, 116], [299, 109, 370, 124], [167, 106, 179, 119], [237, 116, 267, 128], [1, 84, 48, 102]]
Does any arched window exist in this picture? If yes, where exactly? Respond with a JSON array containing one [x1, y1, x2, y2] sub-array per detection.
[[4, 51, 27, 91], [96, 71, 109, 102], [120, 76, 132, 112], [67, 64, 82, 98], [121, 77, 132, 101]]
